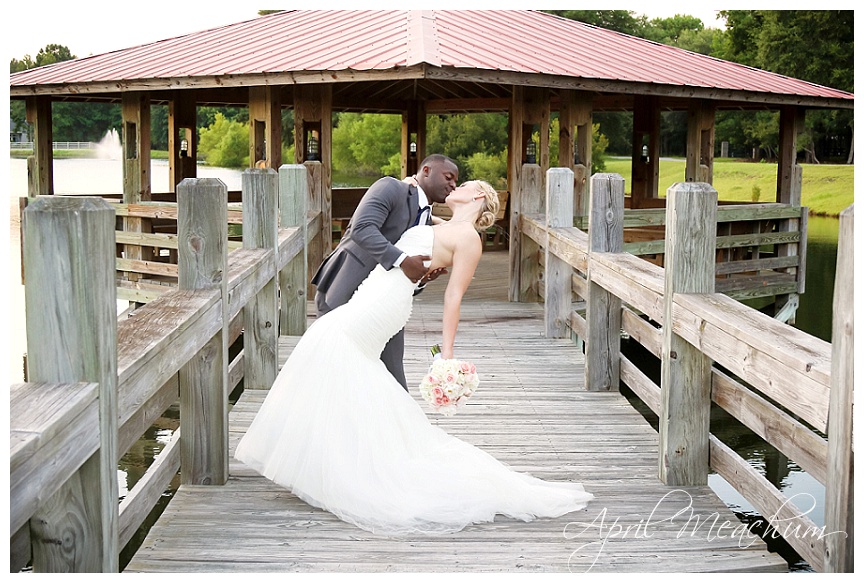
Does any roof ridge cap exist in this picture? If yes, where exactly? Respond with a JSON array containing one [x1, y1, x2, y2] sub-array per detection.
[[406, 10, 441, 67]]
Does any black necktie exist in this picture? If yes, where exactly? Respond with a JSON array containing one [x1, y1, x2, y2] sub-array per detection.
[[414, 205, 431, 226]]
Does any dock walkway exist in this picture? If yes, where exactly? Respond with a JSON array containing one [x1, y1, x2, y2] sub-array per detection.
[[126, 251, 787, 573]]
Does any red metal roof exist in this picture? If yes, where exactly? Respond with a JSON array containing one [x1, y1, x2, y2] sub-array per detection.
[[9, 10, 853, 103]]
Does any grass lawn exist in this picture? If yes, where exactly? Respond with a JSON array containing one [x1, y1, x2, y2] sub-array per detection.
[[603, 157, 853, 216]]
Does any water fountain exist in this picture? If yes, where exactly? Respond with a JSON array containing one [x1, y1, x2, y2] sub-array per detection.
[[95, 128, 122, 160]]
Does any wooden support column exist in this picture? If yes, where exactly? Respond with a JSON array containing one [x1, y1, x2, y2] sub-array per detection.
[[24, 197, 119, 572], [249, 86, 283, 169], [168, 91, 197, 190], [824, 204, 854, 573], [295, 84, 333, 294], [278, 165, 309, 335], [631, 95, 660, 208], [544, 168, 574, 338], [242, 169, 279, 389], [508, 86, 549, 302], [177, 178, 228, 486], [585, 173, 623, 391], [25, 96, 53, 196], [685, 99, 715, 183], [122, 92, 152, 273], [402, 100, 426, 178], [659, 182, 717, 486], [771, 106, 806, 320], [558, 90, 592, 226]]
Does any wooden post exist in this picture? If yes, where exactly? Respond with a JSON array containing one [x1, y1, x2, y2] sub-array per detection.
[[279, 164, 309, 335], [515, 164, 542, 302], [242, 169, 279, 389], [249, 86, 283, 169], [168, 91, 197, 190], [585, 173, 623, 391], [23, 196, 118, 572], [177, 178, 228, 485], [122, 92, 152, 280], [25, 96, 53, 196], [558, 89, 592, 226], [294, 83, 332, 272], [824, 204, 853, 572], [775, 106, 805, 319], [659, 182, 717, 486], [507, 86, 525, 301], [631, 95, 660, 208], [685, 99, 714, 183], [545, 168, 574, 338]]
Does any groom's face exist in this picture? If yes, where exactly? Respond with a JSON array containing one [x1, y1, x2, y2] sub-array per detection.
[[420, 160, 459, 204]]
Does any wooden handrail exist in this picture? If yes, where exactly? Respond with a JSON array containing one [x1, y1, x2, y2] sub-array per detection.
[[520, 169, 852, 573], [10, 165, 319, 572]]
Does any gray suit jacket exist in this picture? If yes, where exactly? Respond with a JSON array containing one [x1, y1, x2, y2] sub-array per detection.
[[312, 176, 421, 312], [311, 176, 423, 390]]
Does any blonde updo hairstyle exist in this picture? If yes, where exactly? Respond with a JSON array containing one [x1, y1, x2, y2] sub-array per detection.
[[468, 180, 500, 231]]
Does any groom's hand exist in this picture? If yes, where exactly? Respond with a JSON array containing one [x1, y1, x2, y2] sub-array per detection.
[[400, 255, 431, 283]]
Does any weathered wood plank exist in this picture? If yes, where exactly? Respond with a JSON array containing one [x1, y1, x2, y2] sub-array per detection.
[[9, 382, 100, 536], [672, 292, 830, 431]]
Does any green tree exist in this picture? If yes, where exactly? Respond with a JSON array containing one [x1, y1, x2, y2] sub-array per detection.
[[331, 113, 402, 175], [10, 44, 80, 141], [464, 152, 508, 189], [717, 10, 853, 162], [643, 15, 704, 45], [543, 10, 648, 37], [198, 113, 250, 168]]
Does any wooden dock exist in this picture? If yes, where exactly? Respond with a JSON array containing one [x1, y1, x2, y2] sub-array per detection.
[[125, 251, 788, 573]]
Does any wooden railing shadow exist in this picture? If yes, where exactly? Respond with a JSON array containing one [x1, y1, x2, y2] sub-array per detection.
[[516, 168, 853, 573], [10, 165, 320, 572]]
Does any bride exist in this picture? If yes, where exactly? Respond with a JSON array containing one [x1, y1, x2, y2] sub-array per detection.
[[234, 180, 593, 535]]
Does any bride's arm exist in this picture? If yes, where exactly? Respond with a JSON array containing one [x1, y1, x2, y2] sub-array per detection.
[[441, 233, 482, 359]]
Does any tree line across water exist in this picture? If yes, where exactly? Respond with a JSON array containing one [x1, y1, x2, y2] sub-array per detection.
[[10, 10, 854, 186]]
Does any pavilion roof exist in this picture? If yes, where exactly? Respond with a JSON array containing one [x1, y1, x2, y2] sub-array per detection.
[[9, 10, 853, 109]]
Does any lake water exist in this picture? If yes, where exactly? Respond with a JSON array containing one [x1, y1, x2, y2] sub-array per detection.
[[6, 157, 839, 570]]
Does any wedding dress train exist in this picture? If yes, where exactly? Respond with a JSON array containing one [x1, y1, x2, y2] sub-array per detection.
[[234, 225, 592, 535]]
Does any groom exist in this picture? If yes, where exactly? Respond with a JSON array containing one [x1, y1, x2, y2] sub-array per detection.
[[311, 154, 459, 390]]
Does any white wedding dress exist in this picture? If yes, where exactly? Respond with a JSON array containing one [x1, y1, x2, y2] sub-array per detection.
[[234, 225, 592, 535]]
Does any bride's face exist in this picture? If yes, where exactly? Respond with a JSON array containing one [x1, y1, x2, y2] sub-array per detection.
[[445, 182, 484, 209]]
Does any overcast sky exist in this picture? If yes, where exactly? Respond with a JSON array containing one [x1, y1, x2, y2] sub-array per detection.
[[3, 2, 767, 62]]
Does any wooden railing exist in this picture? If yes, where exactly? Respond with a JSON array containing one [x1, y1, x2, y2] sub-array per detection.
[[10, 165, 320, 572], [518, 168, 853, 573], [575, 195, 808, 314]]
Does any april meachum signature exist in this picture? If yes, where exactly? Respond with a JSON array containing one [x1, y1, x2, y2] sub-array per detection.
[[562, 490, 845, 572]]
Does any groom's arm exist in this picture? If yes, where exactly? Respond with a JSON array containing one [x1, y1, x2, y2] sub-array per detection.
[[350, 179, 406, 270]]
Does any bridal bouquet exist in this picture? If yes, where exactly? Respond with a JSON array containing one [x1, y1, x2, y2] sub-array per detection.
[[418, 345, 479, 416]]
